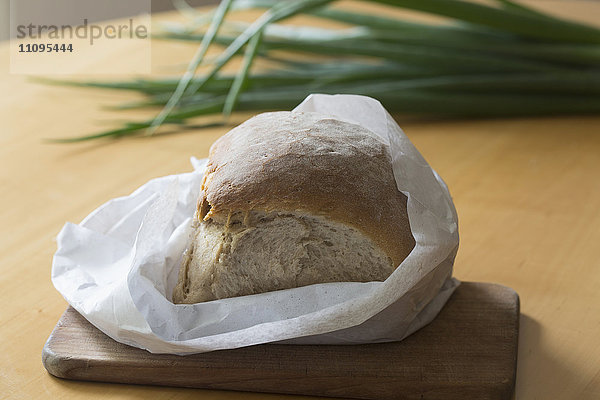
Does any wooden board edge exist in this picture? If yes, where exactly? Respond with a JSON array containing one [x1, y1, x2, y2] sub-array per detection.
[[42, 308, 73, 379], [41, 282, 521, 400]]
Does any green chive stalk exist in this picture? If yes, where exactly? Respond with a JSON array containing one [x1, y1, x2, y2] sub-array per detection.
[[45, 0, 600, 142]]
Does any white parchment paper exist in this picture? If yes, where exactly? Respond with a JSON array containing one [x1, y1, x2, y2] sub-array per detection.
[[52, 94, 459, 354]]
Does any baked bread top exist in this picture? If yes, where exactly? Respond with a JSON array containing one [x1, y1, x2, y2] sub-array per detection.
[[198, 111, 414, 268]]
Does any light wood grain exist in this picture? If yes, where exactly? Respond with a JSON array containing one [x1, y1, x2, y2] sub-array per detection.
[[42, 283, 519, 400], [1, 2, 600, 400]]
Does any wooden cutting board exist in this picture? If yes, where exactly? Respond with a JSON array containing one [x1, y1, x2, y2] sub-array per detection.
[[42, 282, 519, 400]]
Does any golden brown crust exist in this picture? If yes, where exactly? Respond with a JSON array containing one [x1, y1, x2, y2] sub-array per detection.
[[199, 111, 414, 267]]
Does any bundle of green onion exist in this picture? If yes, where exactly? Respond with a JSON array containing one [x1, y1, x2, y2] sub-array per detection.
[[51, 0, 600, 141]]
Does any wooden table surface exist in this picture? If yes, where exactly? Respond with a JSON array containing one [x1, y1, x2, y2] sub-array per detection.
[[1, 2, 599, 399]]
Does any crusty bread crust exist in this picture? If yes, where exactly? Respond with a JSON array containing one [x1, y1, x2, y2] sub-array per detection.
[[199, 111, 414, 268]]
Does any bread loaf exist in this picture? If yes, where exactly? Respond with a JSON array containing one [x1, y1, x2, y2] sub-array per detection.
[[173, 111, 415, 303]]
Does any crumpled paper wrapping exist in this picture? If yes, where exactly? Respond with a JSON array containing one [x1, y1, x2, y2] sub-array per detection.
[[52, 94, 459, 354]]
